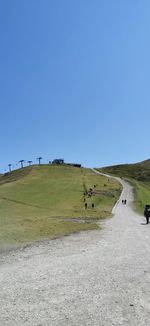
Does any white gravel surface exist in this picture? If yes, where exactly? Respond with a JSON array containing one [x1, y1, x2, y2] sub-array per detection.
[[0, 171, 150, 326]]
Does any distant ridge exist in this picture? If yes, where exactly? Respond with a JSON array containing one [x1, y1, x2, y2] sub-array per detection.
[[98, 158, 150, 182], [136, 158, 150, 166]]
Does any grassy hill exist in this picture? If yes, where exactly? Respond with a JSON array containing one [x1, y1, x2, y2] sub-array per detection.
[[0, 165, 121, 251], [98, 159, 150, 214]]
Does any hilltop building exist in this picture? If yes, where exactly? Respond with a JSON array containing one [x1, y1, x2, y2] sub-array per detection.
[[52, 159, 64, 165]]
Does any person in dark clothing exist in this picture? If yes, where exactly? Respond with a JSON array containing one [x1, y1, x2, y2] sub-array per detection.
[[144, 205, 150, 224], [85, 202, 87, 209]]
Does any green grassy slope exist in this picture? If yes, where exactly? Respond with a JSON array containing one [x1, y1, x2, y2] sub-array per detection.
[[98, 159, 150, 213], [0, 165, 121, 251]]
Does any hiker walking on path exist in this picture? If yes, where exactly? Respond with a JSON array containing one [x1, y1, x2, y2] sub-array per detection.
[[144, 205, 150, 224]]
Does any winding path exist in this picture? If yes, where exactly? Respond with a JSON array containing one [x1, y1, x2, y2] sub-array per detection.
[[0, 170, 150, 326]]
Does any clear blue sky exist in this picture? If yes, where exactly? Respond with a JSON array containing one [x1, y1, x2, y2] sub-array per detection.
[[0, 0, 150, 171]]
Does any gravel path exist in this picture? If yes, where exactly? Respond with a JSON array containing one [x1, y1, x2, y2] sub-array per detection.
[[0, 171, 150, 326]]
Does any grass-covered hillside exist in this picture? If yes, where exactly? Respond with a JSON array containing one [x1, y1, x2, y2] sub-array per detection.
[[98, 159, 150, 214], [0, 165, 121, 251]]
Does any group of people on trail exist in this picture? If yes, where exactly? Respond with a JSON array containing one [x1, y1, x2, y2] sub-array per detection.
[[84, 185, 97, 209], [84, 202, 94, 209], [121, 199, 150, 225]]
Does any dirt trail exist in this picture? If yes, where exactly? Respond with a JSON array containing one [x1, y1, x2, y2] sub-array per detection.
[[0, 170, 150, 326]]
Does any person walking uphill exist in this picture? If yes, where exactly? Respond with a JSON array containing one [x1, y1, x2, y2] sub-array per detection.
[[144, 205, 150, 224], [85, 202, 87, 209]]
